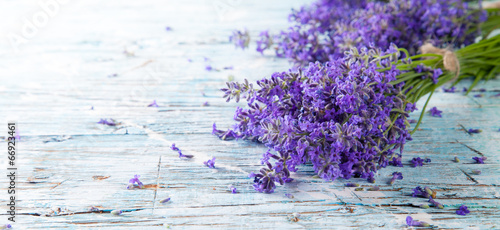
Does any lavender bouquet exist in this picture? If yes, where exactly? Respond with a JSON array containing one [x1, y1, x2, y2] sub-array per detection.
[[215, 34, 500, 193], [245, 0, 491, 66]]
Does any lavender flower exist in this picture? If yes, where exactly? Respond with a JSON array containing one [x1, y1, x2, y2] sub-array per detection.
[[345, 183, 360, 187], [468, 129, 482, 134], [389, 172, 403, 185], [411, 157, 424, 167], [412, 186, 436, 198], [229, 29, 250, 50], [406, 216, 430, 227], [473, 94, 483, 98], [443, 86, 456, 93], [429, 107, 442, 117], [127, 174, 144, 189], [204, 157, 216, 168], [256, 30, 273, 54], [256, 0, 485, 66], [160, 198, 171, 203], [111, 210, 122, 215], [205, 65, 213, 71], [178, 150, 193, 159], [148, 100, 159, 107], [229, 186, 237, 193], [456, 205, 470, 215], [97, 118, 116, 126], [218, 46, 422, 192], [389, 156, 403, 167], [284, 193, 294, 198], [472, 156, 486, 164], [428, 197, 444, 209]]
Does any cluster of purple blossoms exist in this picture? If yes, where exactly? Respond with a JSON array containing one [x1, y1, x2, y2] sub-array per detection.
[[204, 157, 216, 168], [216, 46, 420, 193], [256, 0, 485, 66], [429, 107, 442, 117]]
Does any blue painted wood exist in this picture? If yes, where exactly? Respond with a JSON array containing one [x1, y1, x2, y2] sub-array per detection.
[[0, 0, 498, 229]]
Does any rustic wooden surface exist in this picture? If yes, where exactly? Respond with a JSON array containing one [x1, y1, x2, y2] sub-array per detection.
[[0, 0, 499, 229]]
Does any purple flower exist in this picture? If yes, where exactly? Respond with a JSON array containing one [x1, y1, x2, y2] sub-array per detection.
[[229, 186, 237, 193], [472, 156, 486, 164], [165, 26, 172, 31], [473, 94, 483, 98], [178, 150, 194, 159], [111, 210, 122, 215], [492, 93, 500, 97], [257, 0, 484, 67], [389, 156, 403, 167], [411, 157, 424, 167], [205, 65, 213, 71], [443, 86, 456, 93], [204, 157, 216, 168], [229, 29, 250, 50], [217, 46, 427, 193], [171, 144, 193, 158], [148, 100, 159, 107], [429, 107, 442, 117], [284, 193, 294, 198], [256, 30, 273, 54], [389, 172, 403, 185], [468, 129, 482, 134], [223, 66, 233, 70], [431, 69, 443, 84], [171, 143, 180, 151], [97, 118, 116, 126], [128, 174, 144, 189], [456, 205, 470, 215], [406, 216, 430, 227], [160, 198, 171, 203]]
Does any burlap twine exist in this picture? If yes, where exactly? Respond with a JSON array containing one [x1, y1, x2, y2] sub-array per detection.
[[419, 43, 460, 78]]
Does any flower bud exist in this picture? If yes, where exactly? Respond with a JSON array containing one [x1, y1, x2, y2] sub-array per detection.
[[111, 210, 122, 215], [160, 198, 171, 203]]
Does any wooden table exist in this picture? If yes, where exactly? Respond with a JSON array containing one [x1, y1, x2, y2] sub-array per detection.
[[0, 0, 498, 229]]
